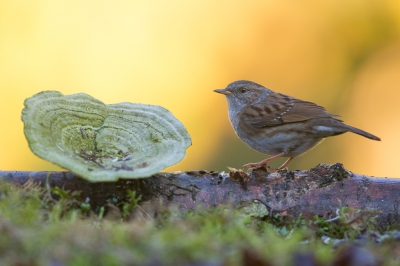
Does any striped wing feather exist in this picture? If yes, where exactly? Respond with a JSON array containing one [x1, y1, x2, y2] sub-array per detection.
[[241, 93, 337, 127]]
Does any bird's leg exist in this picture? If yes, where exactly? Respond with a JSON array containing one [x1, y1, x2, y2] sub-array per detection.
[[277, 157, 295, 170], [242, 152, 286, 170]]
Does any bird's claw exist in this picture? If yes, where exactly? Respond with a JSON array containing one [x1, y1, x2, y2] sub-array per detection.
[[242, 162, 277, 172]]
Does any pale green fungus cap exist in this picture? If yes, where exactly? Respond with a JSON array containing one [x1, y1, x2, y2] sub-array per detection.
[[22, 91, 192, 182]]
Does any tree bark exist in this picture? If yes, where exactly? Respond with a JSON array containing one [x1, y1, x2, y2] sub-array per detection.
[[1, 163, 399, 228]]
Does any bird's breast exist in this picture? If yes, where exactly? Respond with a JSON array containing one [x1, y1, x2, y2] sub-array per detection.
[[231, 117, 324, 157]]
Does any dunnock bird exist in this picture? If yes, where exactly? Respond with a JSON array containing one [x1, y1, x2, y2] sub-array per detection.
[[214, 80, 380, 170]]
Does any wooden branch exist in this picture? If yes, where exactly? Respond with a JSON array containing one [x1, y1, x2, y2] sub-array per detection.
[[1, 163, 399, 228]]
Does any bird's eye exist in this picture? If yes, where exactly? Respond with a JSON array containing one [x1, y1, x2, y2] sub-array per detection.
[[239, 88, 247, 93]]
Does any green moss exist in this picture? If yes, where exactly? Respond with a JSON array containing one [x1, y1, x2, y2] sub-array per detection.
[[0, 180, 396, 265]]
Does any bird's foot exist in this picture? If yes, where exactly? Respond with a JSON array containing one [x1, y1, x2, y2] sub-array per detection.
[[276, 166, 289, 172], [242, 162, 276, 172], [242, 162, 258, 169]]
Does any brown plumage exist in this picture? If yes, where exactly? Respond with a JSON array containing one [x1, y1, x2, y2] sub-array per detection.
[[214, 80, 380, 170]]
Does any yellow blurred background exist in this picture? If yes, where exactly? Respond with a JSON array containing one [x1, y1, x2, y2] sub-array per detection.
[[1, 1, 400, 177]]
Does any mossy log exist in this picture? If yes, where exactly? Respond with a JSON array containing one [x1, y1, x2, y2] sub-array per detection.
[[1, 163, 398, 228]]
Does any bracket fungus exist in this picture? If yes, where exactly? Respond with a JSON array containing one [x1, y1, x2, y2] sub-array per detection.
[[22, 91, 192, 182]]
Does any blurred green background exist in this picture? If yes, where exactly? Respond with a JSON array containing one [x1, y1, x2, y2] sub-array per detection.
[[1, 1, 399, 177]]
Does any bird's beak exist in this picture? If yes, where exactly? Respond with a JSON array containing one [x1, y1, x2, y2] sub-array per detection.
[[213, 88, 231, 95]]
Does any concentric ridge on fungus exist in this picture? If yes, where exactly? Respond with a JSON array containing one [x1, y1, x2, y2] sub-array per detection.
[[22, 91, 192, 181]]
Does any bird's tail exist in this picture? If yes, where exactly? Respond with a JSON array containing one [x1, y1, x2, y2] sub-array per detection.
[[344, 124, 381, 141]]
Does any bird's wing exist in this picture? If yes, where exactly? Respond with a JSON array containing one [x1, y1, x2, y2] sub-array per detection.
[[241, 93, 338, 127]]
